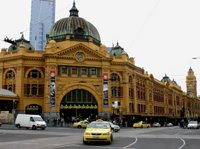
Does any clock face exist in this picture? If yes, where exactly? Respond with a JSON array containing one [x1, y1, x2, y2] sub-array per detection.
[[75, 52, 85, 62], [189, 83, 193, 88]]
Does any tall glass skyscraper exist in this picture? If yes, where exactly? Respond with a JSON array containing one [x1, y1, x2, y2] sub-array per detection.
[[29, 0, 55, 50]]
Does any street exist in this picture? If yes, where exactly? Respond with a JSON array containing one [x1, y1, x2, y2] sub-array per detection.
[[0, 125, 200, 149]]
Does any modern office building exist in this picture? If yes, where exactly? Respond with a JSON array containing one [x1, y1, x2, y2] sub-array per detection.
[[29, 0, 55, 50], [0, 2, 200, 125]]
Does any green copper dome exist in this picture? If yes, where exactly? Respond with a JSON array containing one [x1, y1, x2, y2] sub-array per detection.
[[47, 2, 101, 45], [110, 42, 125, 57], [4, 34, 35, 52]]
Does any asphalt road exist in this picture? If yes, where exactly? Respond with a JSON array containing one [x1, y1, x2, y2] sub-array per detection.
[[0, 125, 200, 149]]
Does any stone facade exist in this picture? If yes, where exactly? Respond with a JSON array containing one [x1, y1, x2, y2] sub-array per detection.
[[0, 2, 200, 125]]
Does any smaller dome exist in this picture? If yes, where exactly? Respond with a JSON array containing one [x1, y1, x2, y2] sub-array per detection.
[[161, 74, 171, 83], [49, 40, 56, 44], [110, 42, 126, 57], [4, 34, 35, 52]]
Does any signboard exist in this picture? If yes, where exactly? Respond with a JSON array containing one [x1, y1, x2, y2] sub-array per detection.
[[50, 69, 56, 107], [103, 72, 108, 108]]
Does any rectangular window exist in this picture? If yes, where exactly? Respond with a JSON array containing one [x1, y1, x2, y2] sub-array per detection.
[[31, 84, 38, 95], [62, 66, 67, 74], [27, 84, 30, 95], [81, 67, 87, 75], [111, 86, 117, 97], [7, 85, 13, 92], [90, 68, 97, 75], [72, 67, 77, 74], [38, 85, 44, 96]]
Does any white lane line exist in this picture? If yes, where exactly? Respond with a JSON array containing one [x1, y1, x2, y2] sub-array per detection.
[[178, 138, 186, 149], [122, 137, 138, 149]]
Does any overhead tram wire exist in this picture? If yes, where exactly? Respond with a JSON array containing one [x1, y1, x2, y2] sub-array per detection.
[[132, 0, 161, 44]]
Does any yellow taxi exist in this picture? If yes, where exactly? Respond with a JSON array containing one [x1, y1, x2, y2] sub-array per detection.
[[72, 120, 89, 128], [133, 121, 151, 128], [83, 119, 113, 144]]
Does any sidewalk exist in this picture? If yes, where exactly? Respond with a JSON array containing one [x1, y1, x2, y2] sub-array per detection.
[[0, 123, 72, 130], [0, 123, 16, 130]]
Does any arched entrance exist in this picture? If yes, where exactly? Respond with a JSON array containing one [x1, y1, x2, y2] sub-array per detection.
[[25, 104, 42, 115], [60, 89, 98, 122]]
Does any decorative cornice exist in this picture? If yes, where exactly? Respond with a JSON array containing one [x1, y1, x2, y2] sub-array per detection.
[[0, 55, 44, 61]]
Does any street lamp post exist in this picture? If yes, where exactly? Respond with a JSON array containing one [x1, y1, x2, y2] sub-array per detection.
[[112, 101, 118, 122], [12, 100, 16, 126]]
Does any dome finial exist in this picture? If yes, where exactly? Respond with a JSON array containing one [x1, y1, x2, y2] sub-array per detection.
[[20, 32, 24, 40], [69, 0, 79, 17]]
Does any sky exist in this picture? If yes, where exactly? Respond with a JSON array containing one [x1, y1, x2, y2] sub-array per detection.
[[0, 0, 200, 95]]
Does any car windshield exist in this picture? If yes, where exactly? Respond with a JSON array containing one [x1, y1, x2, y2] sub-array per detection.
[[33, 117, 44, 121], [110, 122, 115, 126], [88, 122, 110, 129], [189, 121, 197, 124]]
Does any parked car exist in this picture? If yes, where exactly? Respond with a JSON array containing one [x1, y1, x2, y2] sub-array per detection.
[[187, 121, 200, 129], [133, 121, 151, 128], [166, 122, 173, 127], [73, 120, 89, 128], [152, 122, 161, 127], [109, 122, 120, 132], [83, 119, 113, 144]]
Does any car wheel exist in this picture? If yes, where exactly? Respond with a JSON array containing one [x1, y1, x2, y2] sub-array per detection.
[[108, 136, 113, 145], [83, 140, 88, 145], [32, 125, 37, 130], [16, 124, 21, 129], [77, 125, 82, 128]]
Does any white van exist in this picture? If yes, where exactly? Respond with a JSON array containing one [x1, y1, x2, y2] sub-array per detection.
[[15, 114, 46, 130]]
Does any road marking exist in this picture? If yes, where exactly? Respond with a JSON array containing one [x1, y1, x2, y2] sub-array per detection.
[[122, 137, 138, 149], [178, 138, 185, 149]]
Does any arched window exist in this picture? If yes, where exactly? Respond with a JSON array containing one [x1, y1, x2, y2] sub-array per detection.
[[136, 79, 146, 100], [4, 70, 16, 93], [61, 89, 97, 105], [110, 73, 121, 97], [129, 76, 132, 83], [25, 69, 44, 97], [128, 76, 134, 99], [6, 70, 15, 79], [110, 73, 120, 82]]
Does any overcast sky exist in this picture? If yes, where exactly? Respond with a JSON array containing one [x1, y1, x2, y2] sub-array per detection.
[[0, 0, 200, 95]]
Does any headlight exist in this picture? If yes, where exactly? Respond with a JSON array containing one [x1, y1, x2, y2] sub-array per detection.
[[102, 132, 110, 135], [84, 132, 91, 135]]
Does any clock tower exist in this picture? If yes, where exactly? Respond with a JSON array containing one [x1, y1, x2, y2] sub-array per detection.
[[186, 67, 197, 97]]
